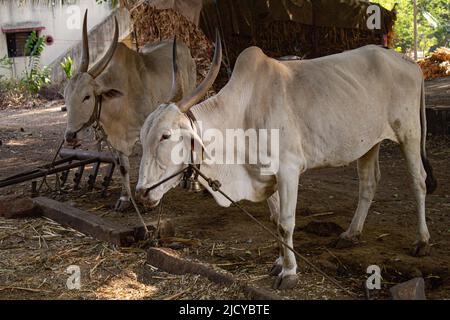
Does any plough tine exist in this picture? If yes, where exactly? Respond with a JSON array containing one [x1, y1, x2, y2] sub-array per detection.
[[102, 163, 115, 197], [31, 181, 38, 198], [73, 165, 85, 190], [87, 162, 101, 191], [60, 162, 71, 186]]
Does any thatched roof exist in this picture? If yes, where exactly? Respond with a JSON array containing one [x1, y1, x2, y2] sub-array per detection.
[[200, 0, 396, 41]]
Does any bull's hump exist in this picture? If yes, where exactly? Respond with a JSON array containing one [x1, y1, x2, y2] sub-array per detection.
[[235, 47, 266, 66]]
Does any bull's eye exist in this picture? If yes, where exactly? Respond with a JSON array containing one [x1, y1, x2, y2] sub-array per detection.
[[161, 133, 171, 141], [83, 95, 91, 102]]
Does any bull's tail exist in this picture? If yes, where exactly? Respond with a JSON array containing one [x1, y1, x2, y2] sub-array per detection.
[[420, 78, 437, 194]]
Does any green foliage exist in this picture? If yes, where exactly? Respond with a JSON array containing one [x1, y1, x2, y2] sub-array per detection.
[[373, 0, 450, 54], [21, 66, 52, 94], [0, 55, 13, 70], [20, 31, 52, 94], [60, 56, 73, 79], [0, 55, 14, 91], [0, 75, 18, 94]]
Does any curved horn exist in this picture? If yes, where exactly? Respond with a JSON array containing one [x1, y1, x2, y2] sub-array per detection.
[[88, 17, 119, 78], [169, 36, 184, 102], [178, 29, 222, 113], [79, 10, 89, 73]]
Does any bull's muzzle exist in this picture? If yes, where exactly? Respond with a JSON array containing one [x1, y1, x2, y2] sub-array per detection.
[[135, 187, 147, 202], [135, 187, 160, 208]]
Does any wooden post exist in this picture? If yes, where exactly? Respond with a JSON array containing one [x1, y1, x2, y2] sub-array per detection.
[[311, 1, 319, 58], [32, 197, 156, 247]]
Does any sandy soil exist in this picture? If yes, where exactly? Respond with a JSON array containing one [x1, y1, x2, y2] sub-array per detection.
[[0, 100, 449, 300]]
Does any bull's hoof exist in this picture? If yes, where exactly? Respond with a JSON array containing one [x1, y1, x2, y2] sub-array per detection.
[[333, 233, 360, 249], [272, 274, 298, 290], [114, 199, 131, 212], [268, 263, 282, 276], [411, 241, 430, 257]]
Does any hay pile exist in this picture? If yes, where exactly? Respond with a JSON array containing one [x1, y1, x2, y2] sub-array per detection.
[[122, 0, 395, 90], [418, 47, 450, 80], [200, 0, 396, 63], [125, 1, 213, 84], [223, 21, 392, 63]]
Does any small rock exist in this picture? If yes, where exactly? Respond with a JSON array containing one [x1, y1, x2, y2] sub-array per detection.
[[157, 219, 176, 239], [390, 277, 426, 300], [0, 196, 42, 219], [316, 258, 339, 273]]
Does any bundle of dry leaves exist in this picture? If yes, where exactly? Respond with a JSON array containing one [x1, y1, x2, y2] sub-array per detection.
[[418, 47, 450, 80]]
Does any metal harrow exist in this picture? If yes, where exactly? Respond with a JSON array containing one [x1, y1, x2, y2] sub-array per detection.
[[0, 149, 117, 197]]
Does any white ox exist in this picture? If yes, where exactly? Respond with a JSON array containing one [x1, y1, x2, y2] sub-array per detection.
[[136, 38, 437, 289], [64, 11, 196, 210]]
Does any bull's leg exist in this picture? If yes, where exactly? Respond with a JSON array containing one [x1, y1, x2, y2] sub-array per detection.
[[401, 139, 430, 256], [272, 167, 300, 290], [337, 143, 381, 248], [114, 153, 132, 212], [267, 192, 283, 276]]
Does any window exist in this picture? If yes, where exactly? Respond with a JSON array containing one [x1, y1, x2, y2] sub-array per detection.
[[6, 31, 40, 58]]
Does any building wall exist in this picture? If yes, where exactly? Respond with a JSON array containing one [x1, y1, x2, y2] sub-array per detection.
[[50, 8, 132, 86], [0, 0, 112, 79]]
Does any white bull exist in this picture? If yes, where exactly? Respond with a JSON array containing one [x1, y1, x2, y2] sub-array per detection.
[[64, 11, 196, 210], [136, 38, 437, 290]]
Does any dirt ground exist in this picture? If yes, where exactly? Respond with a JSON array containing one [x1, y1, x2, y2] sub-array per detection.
[[425, 77, 450, 107], [0, 88, 449, 300]]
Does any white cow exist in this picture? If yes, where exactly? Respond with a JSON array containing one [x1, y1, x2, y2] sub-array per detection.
[[136, 38, 437, 290], [64, 11, 196, 210]]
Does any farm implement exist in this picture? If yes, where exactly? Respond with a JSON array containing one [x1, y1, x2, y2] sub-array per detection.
[[0, 148, 117, 196]]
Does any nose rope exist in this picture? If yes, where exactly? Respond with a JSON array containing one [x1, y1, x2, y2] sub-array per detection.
[[88, 97, 150, 237], [102, 137, 151, 236], [143, 167, 190, 196], [65, 95, 151, 237], [68, 94, 103, 137], [141, 144, 356, 297], [142, 111, 201, 196]]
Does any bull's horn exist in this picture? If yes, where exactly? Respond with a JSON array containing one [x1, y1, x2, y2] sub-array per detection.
[[178, 29, 222, 113], [169, 36, 184, 102], [79, 10, 90, 73], [88, 16, 119, 78]]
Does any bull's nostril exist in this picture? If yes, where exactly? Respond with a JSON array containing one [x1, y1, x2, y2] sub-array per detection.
[[135, 188, 145, 201]]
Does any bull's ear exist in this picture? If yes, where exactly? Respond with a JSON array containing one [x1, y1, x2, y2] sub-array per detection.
[[102, 89, 123, 100]]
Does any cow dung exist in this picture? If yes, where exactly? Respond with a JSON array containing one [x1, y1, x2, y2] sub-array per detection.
[[0, 196, 42, 219], [300, 220, 345, 237]]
